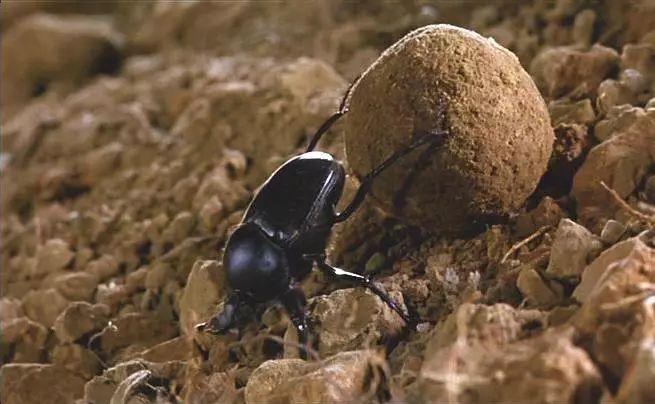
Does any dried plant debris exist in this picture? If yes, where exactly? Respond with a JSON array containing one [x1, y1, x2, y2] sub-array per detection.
[[2, 1, 655, 404]]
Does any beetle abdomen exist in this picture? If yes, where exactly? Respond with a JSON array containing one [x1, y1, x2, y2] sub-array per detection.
[[244, 151, 345, 245]]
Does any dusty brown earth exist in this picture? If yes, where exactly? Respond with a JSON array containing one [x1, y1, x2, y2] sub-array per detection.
[[2, 1, 655, 403]]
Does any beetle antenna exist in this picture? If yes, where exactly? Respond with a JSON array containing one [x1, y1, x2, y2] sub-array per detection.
[[305, 74, 362, 152]]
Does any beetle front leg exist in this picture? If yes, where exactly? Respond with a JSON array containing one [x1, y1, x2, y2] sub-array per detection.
[[280, 286, 311, 359], [196, 291, 249, 334], [333, 130, 447, 223]]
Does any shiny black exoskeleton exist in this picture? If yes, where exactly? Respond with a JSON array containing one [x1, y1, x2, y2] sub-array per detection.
[[197, 80, 446, 357]]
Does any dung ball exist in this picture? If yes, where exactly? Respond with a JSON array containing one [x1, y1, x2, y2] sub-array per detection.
[[345, 24, 553, 233]]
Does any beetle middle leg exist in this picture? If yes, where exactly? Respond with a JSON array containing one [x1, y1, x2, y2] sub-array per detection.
[[334, 130, 447, 223], [312, 257, 413, 325], [279, 286, 311, 359]]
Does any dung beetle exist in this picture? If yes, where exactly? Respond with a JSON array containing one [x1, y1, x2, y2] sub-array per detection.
[[196, 79, 446, 357]]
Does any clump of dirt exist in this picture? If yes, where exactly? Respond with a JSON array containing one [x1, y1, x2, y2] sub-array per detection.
[[2, 1, 655, 404], [345, 24, 553, 233]]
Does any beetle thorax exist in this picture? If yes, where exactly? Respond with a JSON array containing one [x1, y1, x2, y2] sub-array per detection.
[[223, 223, 289, 301]]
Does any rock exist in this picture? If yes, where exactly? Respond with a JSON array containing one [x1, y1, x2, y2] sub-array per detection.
[[1, 14, 123, 117], [621, 43, 655, 81], [193, 167, 250, 213], [161, 211, 195, 244], [530, 44, 619, 98], [0, 364, 86, 404], [485, 225, 510, 264], [572, 9, 596, 46], [647, 97, 655, 110], [0, 298, 24, 324], [132, 336, 193, 363], [32, 238, 74, 277], [596, 75, 646, 115], [571, 109, 655, 228], [0, 317, 48, 363], [125, 266, 149, 290], [21, 288, 69, 327], [53, 271, 99, 301], [531, 197, 568, 227], [595, 104, 648, 142], [548, 305, 579, 326], [645, 174, 655, 203], [600, 219, 627, 245], [83, 359, 186, 404], [310, 288, 405, 357], [83, 375, 117, 404], [74, 247, 95, 270], [53, 302, 110, 344], [86, 254, 120, 281], [144, 262, 173, 291], [79, 141, 124, 186], [96, 312, 177, 356], [517, 265, 560, 306], [364, 252, 386, 274], [417, 328, 603, 403], [95, 282, 131, 312], [0, 364, 41, 402], [179, 259, 226, 335], [110, 369, 154, 404], [573, 233, 655, 379], [620, 68, 650, 95], [170, 177, 199, 211], [51, 344, 101, 379], [515, 196, 567, 236], [0, 1, 117, 32], [549, 98, 596, 126], [426, 303, 546, 350], [199, 196, 224, 232], [616, 334, 655, 403], [573, 231, 654, 303], [545, 219, 602, 281], [345, 24, 553, 233], [245, 350, 382, 404], [184, 371, 240, 403]]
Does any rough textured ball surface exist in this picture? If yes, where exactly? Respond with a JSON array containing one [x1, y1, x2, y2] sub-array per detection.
[[345, 24, 553, 233]]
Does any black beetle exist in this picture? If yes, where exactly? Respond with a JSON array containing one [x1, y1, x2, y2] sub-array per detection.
[[197, 79, 446, 356]]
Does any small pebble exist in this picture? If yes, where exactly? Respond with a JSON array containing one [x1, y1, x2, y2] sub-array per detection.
[[34, 239, 74, 276], [619, 69, 648, 94], [545, 219, 603, 280], [600, 220, 627, 245]]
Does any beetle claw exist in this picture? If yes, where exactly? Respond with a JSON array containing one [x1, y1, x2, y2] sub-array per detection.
[[195, 321, 212, 333], [195, 321, 225, 335]]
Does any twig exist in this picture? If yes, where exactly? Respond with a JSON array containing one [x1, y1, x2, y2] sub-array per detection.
[[600, 181, 655, 227], [500, 225, 552, 264]]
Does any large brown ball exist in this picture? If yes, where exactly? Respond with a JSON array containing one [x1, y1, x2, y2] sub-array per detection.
[[345, 25, 553, 233]]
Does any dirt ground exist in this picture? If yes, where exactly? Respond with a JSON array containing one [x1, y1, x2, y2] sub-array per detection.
[[2, 1, 655, 403]]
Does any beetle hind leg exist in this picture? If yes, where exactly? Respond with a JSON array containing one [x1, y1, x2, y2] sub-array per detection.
[[314, 258, 414, 327]]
